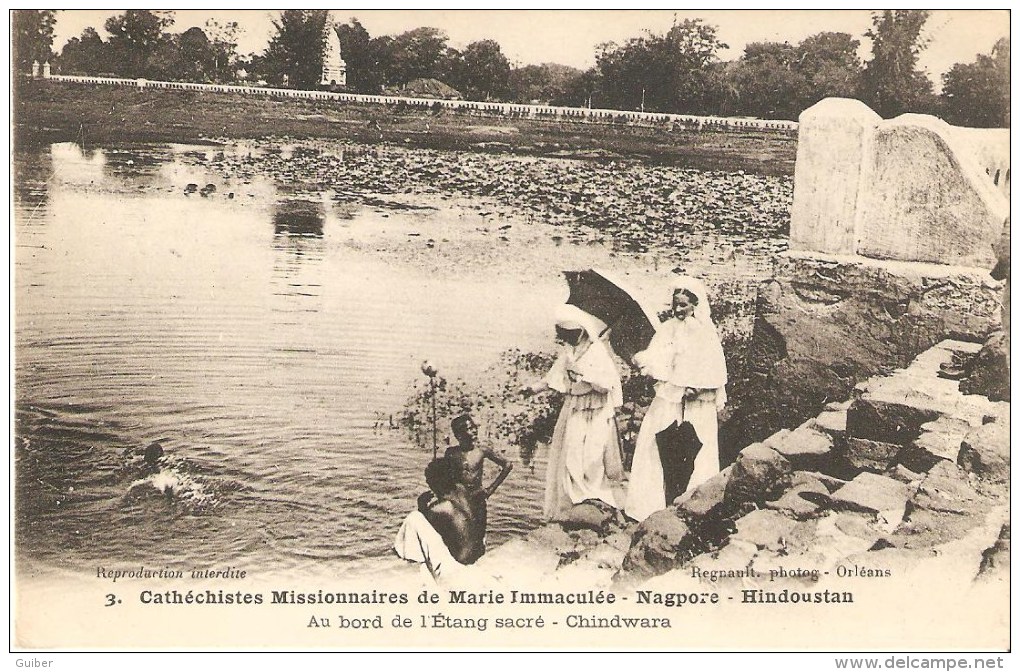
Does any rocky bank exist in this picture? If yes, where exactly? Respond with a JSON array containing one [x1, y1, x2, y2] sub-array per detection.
[[473, 338, 1009, 603]]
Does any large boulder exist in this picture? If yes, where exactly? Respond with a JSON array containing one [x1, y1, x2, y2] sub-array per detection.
[[908, 415, 973, 465], [766, 425, 834, 472], [958, 420, 1010, 484], [860, 340, 1005, 428], [846, 398, 941, 446], [621, 510, 701, 578], [959, 331, 1010, 402], [675, 466, 733, 522], [765, 473, 830, 519], [831, 472, 914, 530], [810, 400, 850, 439], [724, 443, 793, 506], [842, 437, 902, 474], [560, 500, 616, 535]]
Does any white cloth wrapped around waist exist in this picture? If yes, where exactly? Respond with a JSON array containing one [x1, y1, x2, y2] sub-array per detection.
[[394, 510, 500, 587], [393, 510, 463, 576]]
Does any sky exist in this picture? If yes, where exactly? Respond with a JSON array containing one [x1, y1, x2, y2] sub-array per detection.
[[50, 9, 1010, 86]]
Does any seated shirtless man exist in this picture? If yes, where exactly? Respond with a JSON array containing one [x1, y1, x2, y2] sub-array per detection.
[[444, 413, 513, 493], [417, 453, 507, 565]]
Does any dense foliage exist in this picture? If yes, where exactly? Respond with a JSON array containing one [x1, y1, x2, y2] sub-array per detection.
[[12, 10, 56, 72], [259, 10, 329, 88], [39, 10, 1008, 124], [941, 37, 1010, 128], [859, 10, 936, 118]]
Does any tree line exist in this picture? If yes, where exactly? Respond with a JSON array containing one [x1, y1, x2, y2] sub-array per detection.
[[13, 9, 1009, 127]]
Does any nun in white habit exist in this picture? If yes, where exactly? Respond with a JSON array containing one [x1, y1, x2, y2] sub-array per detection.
[[526, 304, 624, 520], [624, 276, 728, 523]]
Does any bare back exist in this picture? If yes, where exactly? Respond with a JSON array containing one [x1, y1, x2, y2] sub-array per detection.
[[422, 487, 486, 565]]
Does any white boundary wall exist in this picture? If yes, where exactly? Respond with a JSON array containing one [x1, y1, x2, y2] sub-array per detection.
[[42, 73, 798, 132]]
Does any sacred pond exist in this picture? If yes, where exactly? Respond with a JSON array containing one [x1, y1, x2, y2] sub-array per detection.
[[13, 140, 791, 576]]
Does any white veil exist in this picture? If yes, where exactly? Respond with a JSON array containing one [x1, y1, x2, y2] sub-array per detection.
[[633, 276, 728, 393]]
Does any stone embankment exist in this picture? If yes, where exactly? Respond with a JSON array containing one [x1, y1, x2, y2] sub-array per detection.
[[720, 252, 1001, 454], [475, 339, 1009, 595]]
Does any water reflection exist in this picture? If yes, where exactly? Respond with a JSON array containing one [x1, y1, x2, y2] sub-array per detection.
[[44, 142, 213, 197], [101, 147, 173, 178], [12, 144, 54, 218], [269, 198, 329, 335], [49, 141, 105, 185], [273, 198, 325, 238]]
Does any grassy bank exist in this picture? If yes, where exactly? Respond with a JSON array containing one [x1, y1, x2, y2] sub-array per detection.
[[14, 79, 797, 175]]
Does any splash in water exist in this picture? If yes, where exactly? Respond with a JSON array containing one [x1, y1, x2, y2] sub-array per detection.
[[123, 445, 221, 512]]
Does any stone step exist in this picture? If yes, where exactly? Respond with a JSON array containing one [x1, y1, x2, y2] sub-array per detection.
[[848, 340, 1007, 447]]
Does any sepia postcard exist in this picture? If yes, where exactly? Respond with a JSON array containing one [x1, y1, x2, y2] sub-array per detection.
[[10, 9, 1011, 654]]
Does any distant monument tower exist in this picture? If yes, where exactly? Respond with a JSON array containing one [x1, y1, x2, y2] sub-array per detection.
[[320, 15, 347, 88]]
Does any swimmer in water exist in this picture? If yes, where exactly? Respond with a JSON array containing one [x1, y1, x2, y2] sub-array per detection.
[[125, 441, 197, 504], [142, 441, 164, 474]]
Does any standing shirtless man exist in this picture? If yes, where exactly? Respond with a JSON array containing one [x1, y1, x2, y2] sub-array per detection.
[[444, 413, 513, 493]]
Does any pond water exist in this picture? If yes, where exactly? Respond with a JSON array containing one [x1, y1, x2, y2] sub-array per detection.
[[14, 141, 779, 577]]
